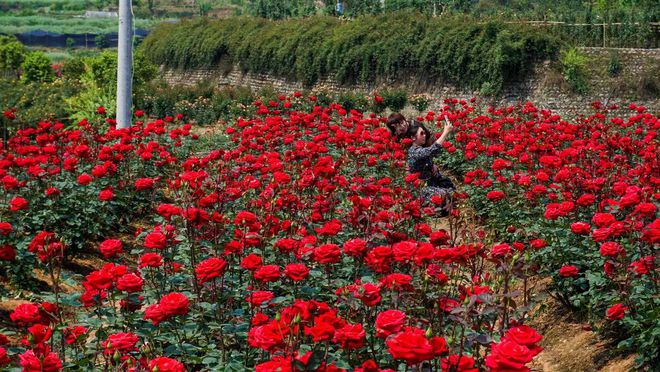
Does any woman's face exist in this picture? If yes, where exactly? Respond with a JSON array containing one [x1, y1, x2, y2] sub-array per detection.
[[414, 127, 427, 146], [394, 120, 409, 136]]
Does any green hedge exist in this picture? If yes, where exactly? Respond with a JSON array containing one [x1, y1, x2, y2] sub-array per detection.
[[141, 12, 562, 92]]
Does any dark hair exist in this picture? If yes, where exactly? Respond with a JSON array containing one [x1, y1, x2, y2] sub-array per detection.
[[409, 121, 433, 146], [386, 112, 406, 136]]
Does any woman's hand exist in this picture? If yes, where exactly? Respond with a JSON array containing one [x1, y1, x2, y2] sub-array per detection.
[[435, 115, 453, 146], [443, 115, 453, 133]]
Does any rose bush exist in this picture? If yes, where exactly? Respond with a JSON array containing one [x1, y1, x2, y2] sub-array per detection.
[[0, 95, 656, 370]]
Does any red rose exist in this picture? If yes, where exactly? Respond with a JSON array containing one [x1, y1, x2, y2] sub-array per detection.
[[98, 189, 114, 201], [502, 325, 543, 356], [354, 282, 381, 306], [159, 292, 190, 317], [559, 265, 579, 278], [491, 243, 512, 258], [253, 265, 281, 283], [149, 357, 185, 372], [284, 263, 309, 282], [305, 321, 336, 342], [0, 222, 12, 235], [248, 320, 289, 352], [144, 230, 167, 250], [343, 238, 367, 257], [103, 332, 138, 354], [375, 309, 406, 338], [392, 241, 417, 262], [26, 324, 52, 345], [10, 303, 43, 325], [316, 219, 342, 236], [135, 177, 155, 190], [9, 196, 28, 211], [641, 219, 659, 244], [99, 239, 123, 259], [485, 340, 534, 371], [0, 346, 9, 365], [157, 204, 182, 219], [592, 213, 616, 227], [19, 349, 62, 372], [606, 303, 628, 320], [240, 254, 263, 271], [430, 230, 451, 246], [486, 190, 505, 201], [333, 323, 366, 350], [139, 253, 163, 268], [246, 290, 274, 307], [600, 241, 624, 258], [442, 354, 477, 372], [365, 246, 393, 273], [314, 244, 342, 264], [529, 239, 546, 249], [0, 245, 16, 261], [592, 227, 611, 242], [570, 221, 591, 235], [63, 326, 87, 345], [45, 187, 60, 197], [84, 269, 113, 290], [144, 303, 168, 325], [234, 210, 257, 226], [77, 173, 93, 186], [195, 257, 228, 283], [386, 327, 447, 364], [116, 273, 144, 293]]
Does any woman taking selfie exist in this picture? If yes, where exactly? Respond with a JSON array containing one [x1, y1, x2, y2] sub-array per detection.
[[407, 116, 455, 216]]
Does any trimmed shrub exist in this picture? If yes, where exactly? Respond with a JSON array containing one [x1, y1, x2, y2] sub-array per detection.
[[141, 12, 562, 93]]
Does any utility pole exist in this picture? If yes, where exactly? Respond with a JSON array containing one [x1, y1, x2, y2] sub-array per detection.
[[116, 0, 133, 129]]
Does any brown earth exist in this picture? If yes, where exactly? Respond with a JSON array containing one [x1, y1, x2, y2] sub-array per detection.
[[530, 295, 637, 372]]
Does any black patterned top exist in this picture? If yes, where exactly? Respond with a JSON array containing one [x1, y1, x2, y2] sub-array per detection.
[[407, 143, 454, 189]]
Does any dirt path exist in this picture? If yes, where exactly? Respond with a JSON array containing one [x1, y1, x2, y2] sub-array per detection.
[[530, 296, 636, 372]]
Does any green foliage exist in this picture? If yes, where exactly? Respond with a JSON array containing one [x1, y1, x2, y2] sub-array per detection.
[[64, 50, 159, 124], [0, 41, 26, 75], [408, 93, 431, 112], [60, 56, 86, 80], [94, 34, 108, 49], [379, 88, 408, 112], [560, 47, 589, 94], [0, 78, 81, 128], [142, 13, 561, 93], [21, 51, 54, 83], [335, 91, 369, 112], [247, 0, 317, 19], [65, 37, 75, 50], [607, 53, 621, 77]]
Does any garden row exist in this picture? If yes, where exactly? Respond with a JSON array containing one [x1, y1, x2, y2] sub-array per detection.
[[0, 96, 657, 370]]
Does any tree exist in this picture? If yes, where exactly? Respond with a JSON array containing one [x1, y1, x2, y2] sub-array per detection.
[[21, 51, 54, 83], [0, 41, 26, 78]]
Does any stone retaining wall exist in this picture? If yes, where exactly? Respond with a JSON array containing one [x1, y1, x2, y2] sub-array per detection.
[[162, 47, 660, 116]]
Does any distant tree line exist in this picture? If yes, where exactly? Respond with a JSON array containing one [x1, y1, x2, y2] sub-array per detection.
[[242, 0, 659, 23]]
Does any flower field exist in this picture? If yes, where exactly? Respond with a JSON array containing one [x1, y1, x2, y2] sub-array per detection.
[[0, 96, 658, 371]]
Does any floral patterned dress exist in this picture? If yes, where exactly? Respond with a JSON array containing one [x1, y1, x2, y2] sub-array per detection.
[[407, 142, 455, 210]]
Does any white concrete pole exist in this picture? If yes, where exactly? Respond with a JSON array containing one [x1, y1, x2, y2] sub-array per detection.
[[117, 0, 133, 129]]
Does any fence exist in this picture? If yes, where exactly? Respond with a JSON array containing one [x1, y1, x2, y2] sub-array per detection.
[[13, 29, 150, 48], [504, 21, 660, 49]]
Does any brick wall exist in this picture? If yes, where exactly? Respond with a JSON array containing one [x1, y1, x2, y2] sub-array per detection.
[[162, 48, 659, 116]]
